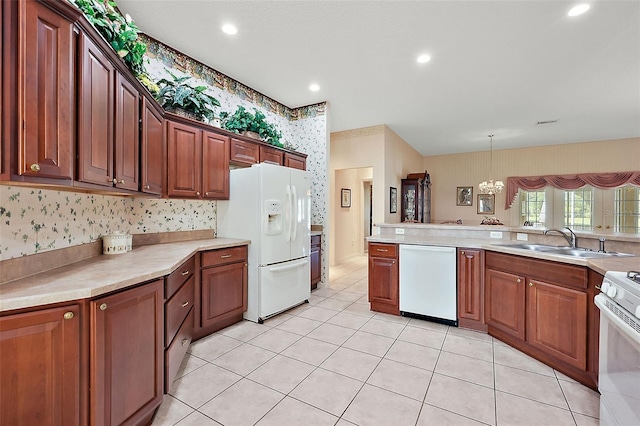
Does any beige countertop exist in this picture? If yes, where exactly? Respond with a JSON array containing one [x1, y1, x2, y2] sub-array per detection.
[[367, 235, 640, 275], [0, 238, 249, 313]]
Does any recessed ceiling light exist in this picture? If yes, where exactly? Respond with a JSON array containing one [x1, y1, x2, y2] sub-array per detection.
[[221, 24, 237, 35], [309, 83, 320, 92], [416, 54, 431, 64], [568, 4, 590, 17]]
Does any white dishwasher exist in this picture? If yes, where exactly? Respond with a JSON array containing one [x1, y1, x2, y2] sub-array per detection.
[[399, 244, 457, 326]]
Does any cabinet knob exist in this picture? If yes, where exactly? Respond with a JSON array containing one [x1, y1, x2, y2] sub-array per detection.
[[63, 311, 74, 320], [595, 225, 602, 229], [196, 192, 200, 196], [529, 282, 533, 287], [144, 184, 150, 190], [30, 163, 40, 172], [99, 303, 107, 311], [181, 270, 190, 276], [516, 278, 522, 283], [461, 251, 465, 255], [205, 192, 210, 196], [118, 179, 125, 184], [111, 178, 117, 184], [181, 301, 189, 308]]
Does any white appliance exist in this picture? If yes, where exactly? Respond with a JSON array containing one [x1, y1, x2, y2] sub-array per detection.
[[594, 270, 640, 426], [217, 163, 311, 323], [399, 244, 457, 325]]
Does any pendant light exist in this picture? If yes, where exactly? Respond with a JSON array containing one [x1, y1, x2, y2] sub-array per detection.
[[479, 134, 504, 195]]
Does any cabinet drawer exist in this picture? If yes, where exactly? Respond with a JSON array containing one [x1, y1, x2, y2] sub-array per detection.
[[311, 235, 321, 248], [368, 243, 397, 259], [165, 275, 195, 345], [165, 256, 195, 299], [260, 146, 283, 165], [165, 308, 194, 390], [202, 246, 248, 268], [230, 139, 259, 165]]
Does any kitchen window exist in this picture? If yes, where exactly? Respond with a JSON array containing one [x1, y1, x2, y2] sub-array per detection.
[[517, 185, 639, 234]]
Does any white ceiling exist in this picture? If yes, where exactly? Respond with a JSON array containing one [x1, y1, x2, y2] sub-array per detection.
[[117, 0, 640, 156]]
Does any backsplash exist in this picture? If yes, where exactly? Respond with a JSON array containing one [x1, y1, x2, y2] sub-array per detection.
[[0, 186, 216, 261]]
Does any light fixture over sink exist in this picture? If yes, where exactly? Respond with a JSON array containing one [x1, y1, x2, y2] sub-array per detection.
[[479, 134, 504, 195]]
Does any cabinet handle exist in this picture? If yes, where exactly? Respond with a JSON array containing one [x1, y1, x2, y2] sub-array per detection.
[[595, 225, 602, 229], [99, 303, 107, 311], [181, 339, 189, 346], [181, 301, 189, 308], [181, 270, 190, 276], [529, 282, 533, 287], [516, 278, 522, 283], [118, 179, 125, 184], [220, 254, 232, 259], [30, 163, 40, 172], [377, 248, 388, 252], [63, 311, 74, 320]]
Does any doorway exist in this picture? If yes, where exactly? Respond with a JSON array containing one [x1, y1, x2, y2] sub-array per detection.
[[363, 180, 372, 252]]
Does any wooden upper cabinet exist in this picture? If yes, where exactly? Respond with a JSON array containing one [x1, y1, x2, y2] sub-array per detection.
[[113, 73, 140, 191], [202, 130, 230, 199], [284, 152, 306, 170], [259, 145, 283, 165], [167, 120, 202, 198], [19, 0, 75, 180], [90, 280, 164, 426], [0, 304, 81, 426], [141, 97, 165, 195], [77, 32, 114, 186], [230, 138, 259, 166]]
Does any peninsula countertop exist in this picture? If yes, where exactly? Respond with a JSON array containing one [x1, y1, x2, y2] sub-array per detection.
[[0, 238, 250, 312], [367, 234, 639, 275]]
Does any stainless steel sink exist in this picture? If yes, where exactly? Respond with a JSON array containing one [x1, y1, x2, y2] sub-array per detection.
[[496, 243, 635, 258]]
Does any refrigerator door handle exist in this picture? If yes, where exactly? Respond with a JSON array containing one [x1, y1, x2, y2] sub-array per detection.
[[285, 185, 292, 242], [291, 185, 298, 242], [267, 258, 308, 273]]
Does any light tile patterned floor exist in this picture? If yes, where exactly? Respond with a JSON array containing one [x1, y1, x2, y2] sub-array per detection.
[[153, 255, 600, 426]]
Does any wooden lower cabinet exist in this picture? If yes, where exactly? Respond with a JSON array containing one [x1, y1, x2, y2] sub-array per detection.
[[0, 303, 82, 425], [195, 246, 248, 339], [368, 243, 399, 315], [457, 248, 485, 331], [311, 234, 321, 290], [90, 279, 164, 426], [484, 251, 594, 389]]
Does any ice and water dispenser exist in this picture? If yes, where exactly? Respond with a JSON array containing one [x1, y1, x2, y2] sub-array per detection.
[[264, 199, 283, 235]]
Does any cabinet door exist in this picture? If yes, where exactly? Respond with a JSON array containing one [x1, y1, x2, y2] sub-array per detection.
[[368, 256, 399, 314], [19, 0, 74, 179], [230, 138, 259, 166], [113, 73, 139, 191], [310, 235, 321, 289], [78, 32, 114, 186], [202, 130, 230, 199], [260, 145, 283, 165], [90, 280, 163, 426], [167, 120, 202, 197], [527, 280, 588, 370], [484, 268, 526, 341], [0, 304, 81, 426], [457, 248, 485, 330], [201, 262, 248, 329], [284, 153, 306, 170], [141, 98, 165, 195]]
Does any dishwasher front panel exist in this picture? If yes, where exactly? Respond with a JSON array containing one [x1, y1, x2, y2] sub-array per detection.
[[399, 244, 457, 324]]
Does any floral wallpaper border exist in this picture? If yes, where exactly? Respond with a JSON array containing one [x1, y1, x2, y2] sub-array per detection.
[[141, 34, 326, 121]]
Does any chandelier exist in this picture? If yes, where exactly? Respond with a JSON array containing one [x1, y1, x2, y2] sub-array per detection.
[[478, 134, 504, 195]]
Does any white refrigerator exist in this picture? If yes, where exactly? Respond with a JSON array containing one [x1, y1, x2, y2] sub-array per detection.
[[217, 163, 311, 323]]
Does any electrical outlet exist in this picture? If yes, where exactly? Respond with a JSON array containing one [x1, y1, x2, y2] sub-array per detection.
[[517, 233, 529, 241], [395, 228, 405, 235], [490, 231, 503, 239]]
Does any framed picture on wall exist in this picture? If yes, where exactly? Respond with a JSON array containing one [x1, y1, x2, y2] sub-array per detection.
[[456, 186, 473, 206], [341, 188, 351, 208], [390, 187, 397, 213], [477, 194, 495, 214]]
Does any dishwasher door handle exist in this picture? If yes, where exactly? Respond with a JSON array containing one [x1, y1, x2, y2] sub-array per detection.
[[401, 246, 455, 253]]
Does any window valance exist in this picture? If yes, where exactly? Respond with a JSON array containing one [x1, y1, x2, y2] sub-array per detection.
[[505, 171, 640, 209]]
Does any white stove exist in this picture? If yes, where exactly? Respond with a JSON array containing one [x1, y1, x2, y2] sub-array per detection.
[[595, 270, 640, 426]]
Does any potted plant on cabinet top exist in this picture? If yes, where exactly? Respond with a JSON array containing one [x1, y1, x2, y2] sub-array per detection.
[[155, 70, 221, 122], [220, 106, 284, 147]]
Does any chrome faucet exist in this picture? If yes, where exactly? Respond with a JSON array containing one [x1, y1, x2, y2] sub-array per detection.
[[544, 227, 577, 248]]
